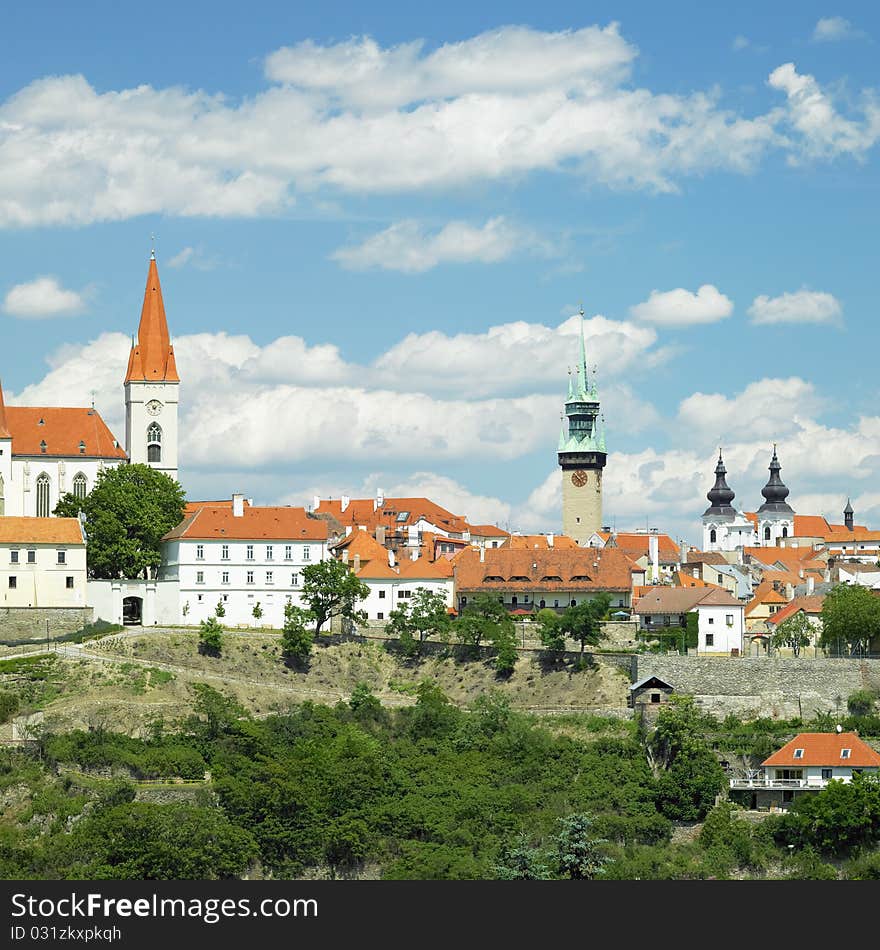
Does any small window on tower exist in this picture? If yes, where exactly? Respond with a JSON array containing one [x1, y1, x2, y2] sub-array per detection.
[[147, 423, 162, 464]]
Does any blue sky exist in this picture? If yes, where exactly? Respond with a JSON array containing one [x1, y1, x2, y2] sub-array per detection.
[[1, 1, 878, 545]]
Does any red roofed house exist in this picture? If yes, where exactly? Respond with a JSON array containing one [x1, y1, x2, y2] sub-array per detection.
[[730, 732, 880, 811], [157, 494, 331, 629], [633, 587, 745, 655], [586, 529, 681, 583]]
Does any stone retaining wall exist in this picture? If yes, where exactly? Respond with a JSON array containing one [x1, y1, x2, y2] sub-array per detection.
[[0, 607, 94, 643]]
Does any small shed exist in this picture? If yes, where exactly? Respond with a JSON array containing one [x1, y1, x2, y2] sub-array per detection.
[[628, 675, 676, 709]]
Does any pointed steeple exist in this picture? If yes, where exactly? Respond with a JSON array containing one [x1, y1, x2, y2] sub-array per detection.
[[0, 378, 11, 439], [124, 256, 180, 383], [758, 444, 793, 514], [844, 498, 854, 532], [703, 449, 736, 516]]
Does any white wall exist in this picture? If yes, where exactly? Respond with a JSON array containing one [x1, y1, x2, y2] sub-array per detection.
[[0, 540, 87, 608], [697, 603, 744, 654], [125, 380, 179, 481], [88, 579, 180, 625], [3, 457, 123, 517]]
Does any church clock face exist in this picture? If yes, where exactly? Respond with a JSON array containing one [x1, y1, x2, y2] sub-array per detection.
[[145, 399, 163, 416], [571, 470, 588, 488]]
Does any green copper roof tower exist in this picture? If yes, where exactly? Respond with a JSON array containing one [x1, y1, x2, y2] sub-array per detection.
[[558, 309, 607, 545]]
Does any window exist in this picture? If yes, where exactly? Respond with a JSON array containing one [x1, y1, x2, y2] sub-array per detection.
[[511, 596, 518, 606], [291, 573, 299, 587], [782, 526, 788, 538], [73, 473, 87, 499], [196, 544, 204, 560], [147, 423, 162, 463], [266, 545, 273, 561], [197, 594, 203, 602], [705, 633, 714, 646], [539, 599, 546, 608], [378, 590, 386, 599], [40, 440, 47, 454], [377, 613, 384, 620], [266, 571, 274, 584], [726, 614, 734, 626], [570, 599, 576, 607], [8, 577, 16, 589], [303, 546, 311, 561], [27, 550, 36, 564], [841, 749, 851, 759], [821, 768, 833, 780], [66, 576, 74, 589], [10, 550, 18, 564], [196, 571, 204, 584], [222, 594, 228, 602], [764, 526, 771, 541], [709, 528, 717, 544], [78, 441, 86, 456], [57, 550, 66, 565], [793, 749, 804, 759], [651, 693, 661, 704], [246, 545, 254, 560], [554, 600, 559, 608], [708, 616, 714, 624], [221, 572, 229, 584], [398, 589, 411, 599], [246, 571, 254, 584], [285, 545, 292, 560], [221, 544, 229, 560], [36, 473, 50, 517]]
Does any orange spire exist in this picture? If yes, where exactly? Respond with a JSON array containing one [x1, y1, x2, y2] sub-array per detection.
[[0, 379, 11, 439], [124, 255, 180, 383]]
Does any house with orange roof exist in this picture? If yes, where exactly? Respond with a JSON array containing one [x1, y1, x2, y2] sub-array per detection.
[[633, 586, 745, 655], [331, 526, 454, 621], [157, 494, 331, 628], [453, 544, 637, 617], [763, 594, 825, 651], [586, 529, 681, 582], [0, 517, 89, 635], [729, 732, 880, 811], [744, 579, 790, 634]]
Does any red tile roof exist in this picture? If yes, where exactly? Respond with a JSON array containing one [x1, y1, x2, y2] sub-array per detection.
[[4, 407, 126, 459], [0, 516, 84, 544], [125, 258, 179, 384], [455, 545, 637, 593], [505, 534, 579, 550], [597, 532, 681, 561], [0, 380, 11, 440], [633, 586, 742, 613], [765, 594, 826, 627], [762, 733, 880, 768], [162, 506, 329, 542]]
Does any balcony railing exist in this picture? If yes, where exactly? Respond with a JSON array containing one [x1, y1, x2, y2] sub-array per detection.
[[729, 777, 838, 790]]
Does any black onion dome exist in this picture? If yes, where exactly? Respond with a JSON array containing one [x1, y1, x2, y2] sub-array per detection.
[[703, 451, 736, 516], [758, 446, 793, 514]]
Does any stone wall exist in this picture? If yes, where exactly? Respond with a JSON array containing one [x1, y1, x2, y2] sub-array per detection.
[[0, 607, 94, 643], [634, 655, 880, 719]]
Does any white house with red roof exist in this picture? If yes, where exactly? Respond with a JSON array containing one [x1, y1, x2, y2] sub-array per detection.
[[730, 732, 880, 810], [158, 494, 331, 628]]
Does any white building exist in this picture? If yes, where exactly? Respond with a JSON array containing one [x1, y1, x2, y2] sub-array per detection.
[[159, 495, 331, 628], [634, 586, 745, 655], [0, 517, 87, 608]]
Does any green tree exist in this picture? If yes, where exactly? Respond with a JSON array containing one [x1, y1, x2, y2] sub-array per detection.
[[198, 616, 223, 656], [556, 593, 612, 660], [847, 689, 877, 717], [536, 607, 566, 653], [280, 603, 315, 663], [301, 558, 369, 636], [553, 813, 609, 879], [54, 463, 186, 579], [820, 583, 880, 656], [252, 601, 263, 625], [455, 594, 518, 672], [493, 833, 551, 880], [214, 599, 226, 618], [387, 588, 452, 656], [772, 611, 814, 657]]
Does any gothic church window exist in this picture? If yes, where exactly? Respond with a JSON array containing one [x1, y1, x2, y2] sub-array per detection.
[[764, 526, 771, 541], [36, 473, 51, 517], [73, 473, 87, 500], [709, 528, 717, 543], [147, 423, 162, 463]]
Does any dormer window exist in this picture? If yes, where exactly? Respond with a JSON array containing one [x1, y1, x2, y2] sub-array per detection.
[[793, 749, 804, 759], [39, 440, 47, 454], [38, 417, 45, 426], [79, 441, 86, 455], [841, 749, 851, 759]]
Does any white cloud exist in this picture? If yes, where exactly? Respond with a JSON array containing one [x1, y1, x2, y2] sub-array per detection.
[[748, 288, 842, 325], [331, 217, 549, 272], [677, 377, 825, 443], [168, 247, 195, 268], [7, 26, 877, 226], [732, 35, 751, 51], [629, 284, 733, 326], [2, 276, 86, 318], [812, 17, 857, 42], [768, 63, 880, 161]]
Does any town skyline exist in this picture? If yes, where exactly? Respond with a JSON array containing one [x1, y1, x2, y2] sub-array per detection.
[[2, 2, 878, 545]]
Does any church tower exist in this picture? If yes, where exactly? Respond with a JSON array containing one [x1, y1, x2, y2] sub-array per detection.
[[756, 445, 794, 545], [124, 252, 180, 481], [558, 311, 606, 545]]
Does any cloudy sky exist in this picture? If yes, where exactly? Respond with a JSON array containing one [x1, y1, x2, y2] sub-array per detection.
[[2, 1, 878, 545]]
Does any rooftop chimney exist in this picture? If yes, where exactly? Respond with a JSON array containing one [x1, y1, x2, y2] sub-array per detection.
[[342, 549, 349, 563], [548, 532, 554, 548], [480, 545, 485, 563], [232, 493, 244, 517], [785, 582, 794, 601], [313, 495, 321, 512], [341, 495, 350, 513], [807, 575, 815, 595], [388, 549, 395, 567], [376, 524, 386, 546], [353, 553, 361, 573], [376, 487, 385, 509]]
